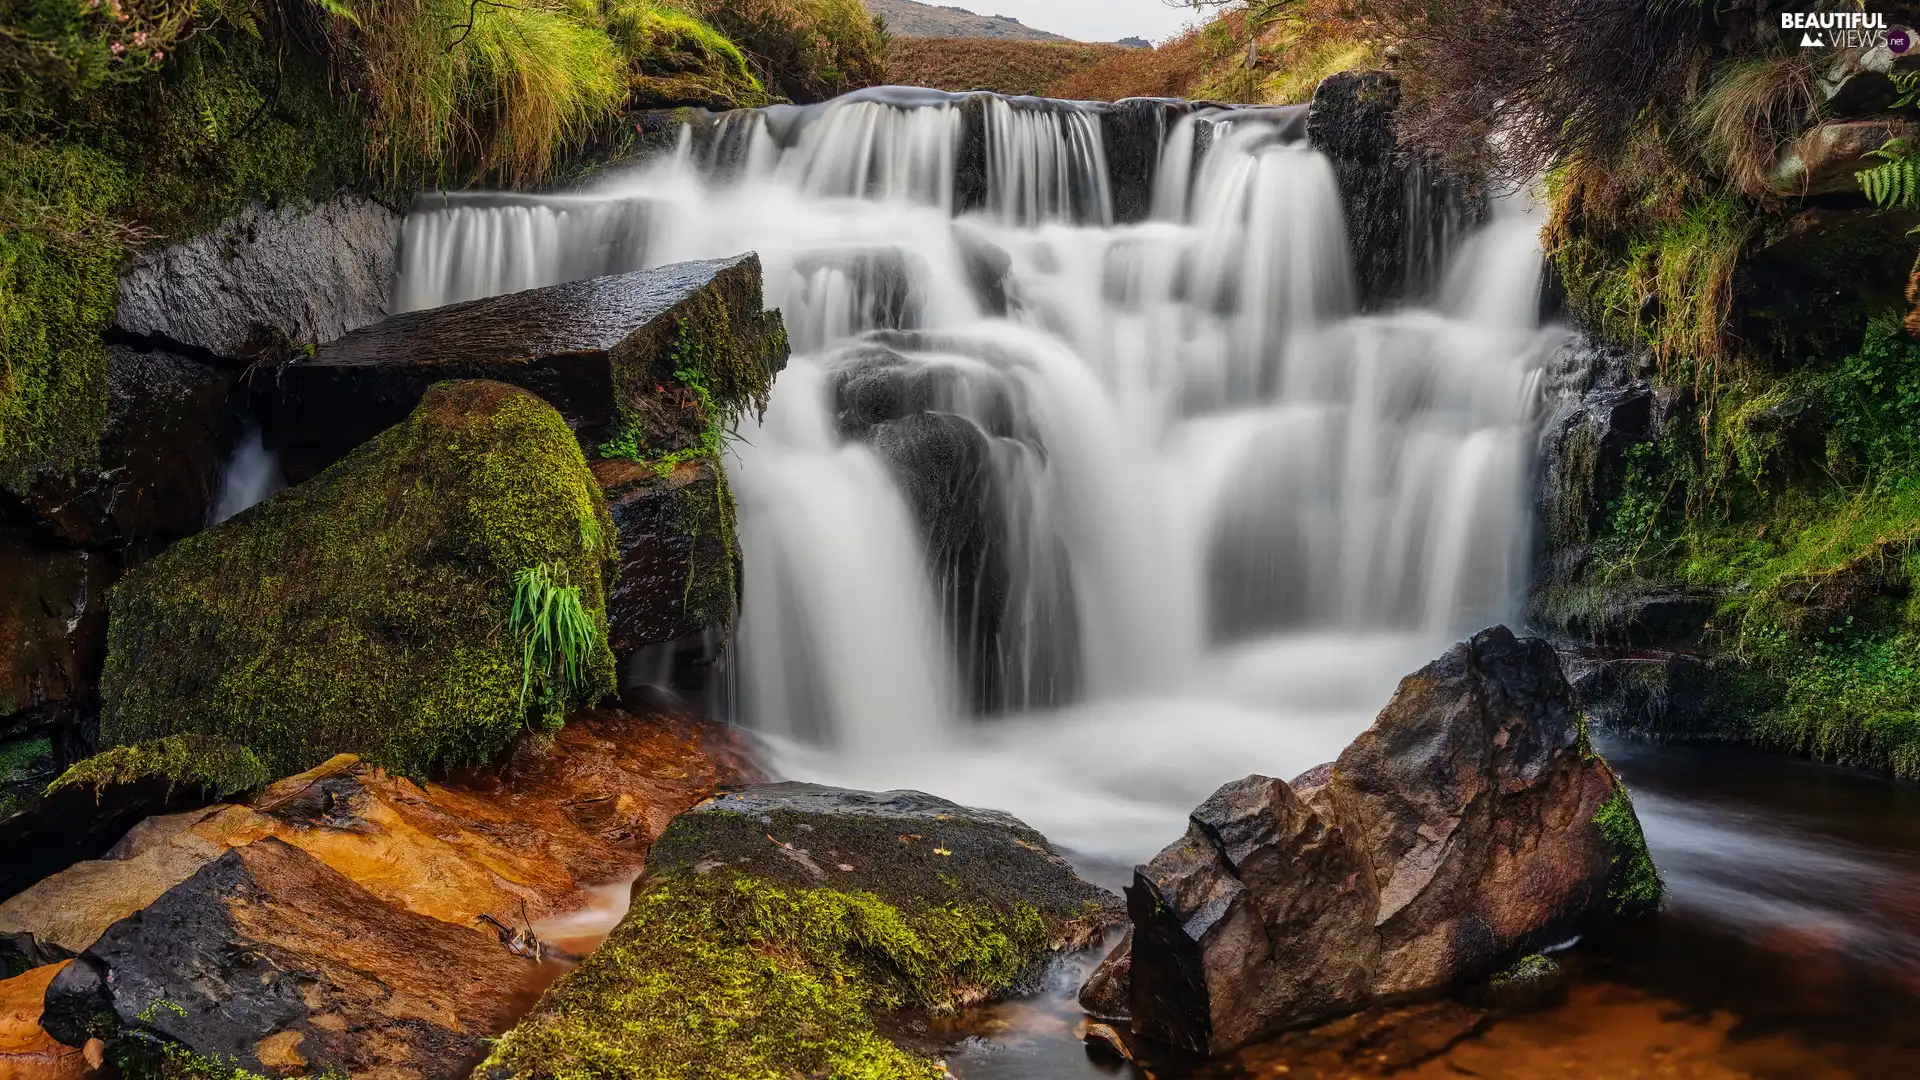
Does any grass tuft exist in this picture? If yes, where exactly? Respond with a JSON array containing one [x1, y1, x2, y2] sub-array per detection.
[[511, 562, 606, 720]]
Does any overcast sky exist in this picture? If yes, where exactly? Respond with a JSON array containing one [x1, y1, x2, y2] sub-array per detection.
[[975, 0, 1208, 43]]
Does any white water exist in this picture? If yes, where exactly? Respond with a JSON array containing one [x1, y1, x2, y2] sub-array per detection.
[[392, 91, 1565, 863], [209, 425, 284, 524]]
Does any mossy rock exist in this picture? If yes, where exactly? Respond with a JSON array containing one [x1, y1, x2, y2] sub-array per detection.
[[1594, 781, 1662, 918], [99, 380, 616, 779], [45, 735, 267, 802], [481, 783, 1122, 1079]]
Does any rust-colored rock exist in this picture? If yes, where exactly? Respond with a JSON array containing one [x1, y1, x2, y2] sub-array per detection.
[[2, 708, 752, 973], [0, 962, 85, 1080], [42, 838, 533, 1079], [1105, 627, 1652, 1056]]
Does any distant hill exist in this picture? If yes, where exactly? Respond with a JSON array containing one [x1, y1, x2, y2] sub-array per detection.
[[865, 0, 1074, 42]]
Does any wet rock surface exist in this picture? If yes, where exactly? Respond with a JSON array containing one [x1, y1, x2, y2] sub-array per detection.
[[256, 255, 787, 480], [1103, 627, 1644, 1056], [0, 962, 84, 1080], [43, 837, 531, 1079], [14, 709, 752, 1073], [1307, 70, 1482, 309], [594, 456, 737, 663], [113, 195, 402, 359]]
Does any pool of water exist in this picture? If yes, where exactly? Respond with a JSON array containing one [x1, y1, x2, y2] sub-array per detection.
[[943, 735, 1920, 1079]]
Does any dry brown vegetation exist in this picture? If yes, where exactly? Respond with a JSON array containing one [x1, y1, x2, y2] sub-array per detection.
[[885, 37, 1133, 96]]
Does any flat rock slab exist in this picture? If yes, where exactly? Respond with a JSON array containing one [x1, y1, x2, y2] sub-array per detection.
[[256, 255, 786, 479], [0, 962, 85, 1080], [42, 838, 530, 1080], [649, 781, 1119, 925], [1, 709, 753, 968]]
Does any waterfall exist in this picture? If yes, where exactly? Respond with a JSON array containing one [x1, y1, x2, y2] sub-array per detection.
[[391, 92, 1566, 861], [209, 425, 284, 525]]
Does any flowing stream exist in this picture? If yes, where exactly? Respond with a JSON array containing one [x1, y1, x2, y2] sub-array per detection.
[[393, 89, 1561, 863], [387, 86, 1920, 1075]]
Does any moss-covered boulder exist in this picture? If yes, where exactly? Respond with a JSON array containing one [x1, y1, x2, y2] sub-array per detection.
[[481, 782, 1123, 1079], [99, 380, 616, 778], [259, 255, 788, 481]]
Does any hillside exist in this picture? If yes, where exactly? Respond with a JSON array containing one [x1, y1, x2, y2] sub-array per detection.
[[865, 0, 1072, 42], [886, 37, 1132, 95]]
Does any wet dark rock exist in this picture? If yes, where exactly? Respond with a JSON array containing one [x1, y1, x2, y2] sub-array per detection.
[[256, 255, 787, 481], [0, 541, 107, 766], [1101, 99, 1187, 224], [1079, 927, 1133, 1020], [40, 837, 531, 1079], [1307, 71, 1483, 309], [113, 195, 401, 359], [954, 225, 1013, 316], [1107, 627, 1644, 1056], [593, 455, 738, 662], [792, 245, 923, 337], [1559, 645, 1739, 744], [7, 346, 237, 557], [1737, 207, 1920, 364]]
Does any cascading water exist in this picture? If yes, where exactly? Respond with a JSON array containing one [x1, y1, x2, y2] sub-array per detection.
[[392, 89, 1566, 863]]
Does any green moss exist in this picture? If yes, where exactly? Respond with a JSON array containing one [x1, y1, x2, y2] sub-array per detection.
[[0, 734, 54, 817], [608, 0, 770, 109], [1490, 953, 1559, 990], [99, 381, 616, 778], [1593, 784, 1662, 917], [481, 869, 1061, 1080], [45, 735, 268, 800]]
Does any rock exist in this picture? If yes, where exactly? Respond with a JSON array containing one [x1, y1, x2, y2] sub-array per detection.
[[256, 255, 789, 481], [1558, 645, 1734, 744], [1, 710, 750, 970], [41, 837, 533, 1079], [7, 345, 237, 556], [1482, 953, 1566, 1012], [100, 381, 617, 778], [0, 736, 265, 908], [594, 456, 737, 674], [480, 781, 1122, 1079], [1768, 119, 1920, 197], [1307, 70, 1483, 308], [113, 195, 402, 359], [1101, 99, 1189, 223], [0, 963, 85, 1080], [0, 539, 107, 760], [1110, 627, 1656, 1056]]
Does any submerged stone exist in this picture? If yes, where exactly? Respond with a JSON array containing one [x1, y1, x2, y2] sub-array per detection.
[[481, 782, 1123, 1079], [99, 380, 617, 778], [257, 255, 788, 480], [1106, 626, 1656, 1056]]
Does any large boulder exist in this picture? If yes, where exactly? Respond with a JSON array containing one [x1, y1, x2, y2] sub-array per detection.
[[1100, 627, 1657, 1056], [100, 380, 616, 778], [256, 255, 789, 482], [480, 782, 1123, 1079], [112, 195, 402, 359], [1768, 118, 1920, 197]]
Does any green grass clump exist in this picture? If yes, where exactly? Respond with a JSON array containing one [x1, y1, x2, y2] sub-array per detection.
[[98, 381, 616, 778], [1593, 785, 1662, 916], [511, 562, 607, 721], [46, 735, 268, 800], [480, 869, 1055, 1080]]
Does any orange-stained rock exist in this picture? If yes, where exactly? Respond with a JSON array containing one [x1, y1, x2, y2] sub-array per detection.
[[0, 962, 85, 1080], [1, 709, 755, 966]]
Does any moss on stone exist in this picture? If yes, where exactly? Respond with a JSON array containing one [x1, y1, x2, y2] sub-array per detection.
[[1593, 783, 1662, 917], [45, 735, 268, 801], [608, 0, 771, 110], [480, 868, 1062, 1080], [99, 381, 615, 778]]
